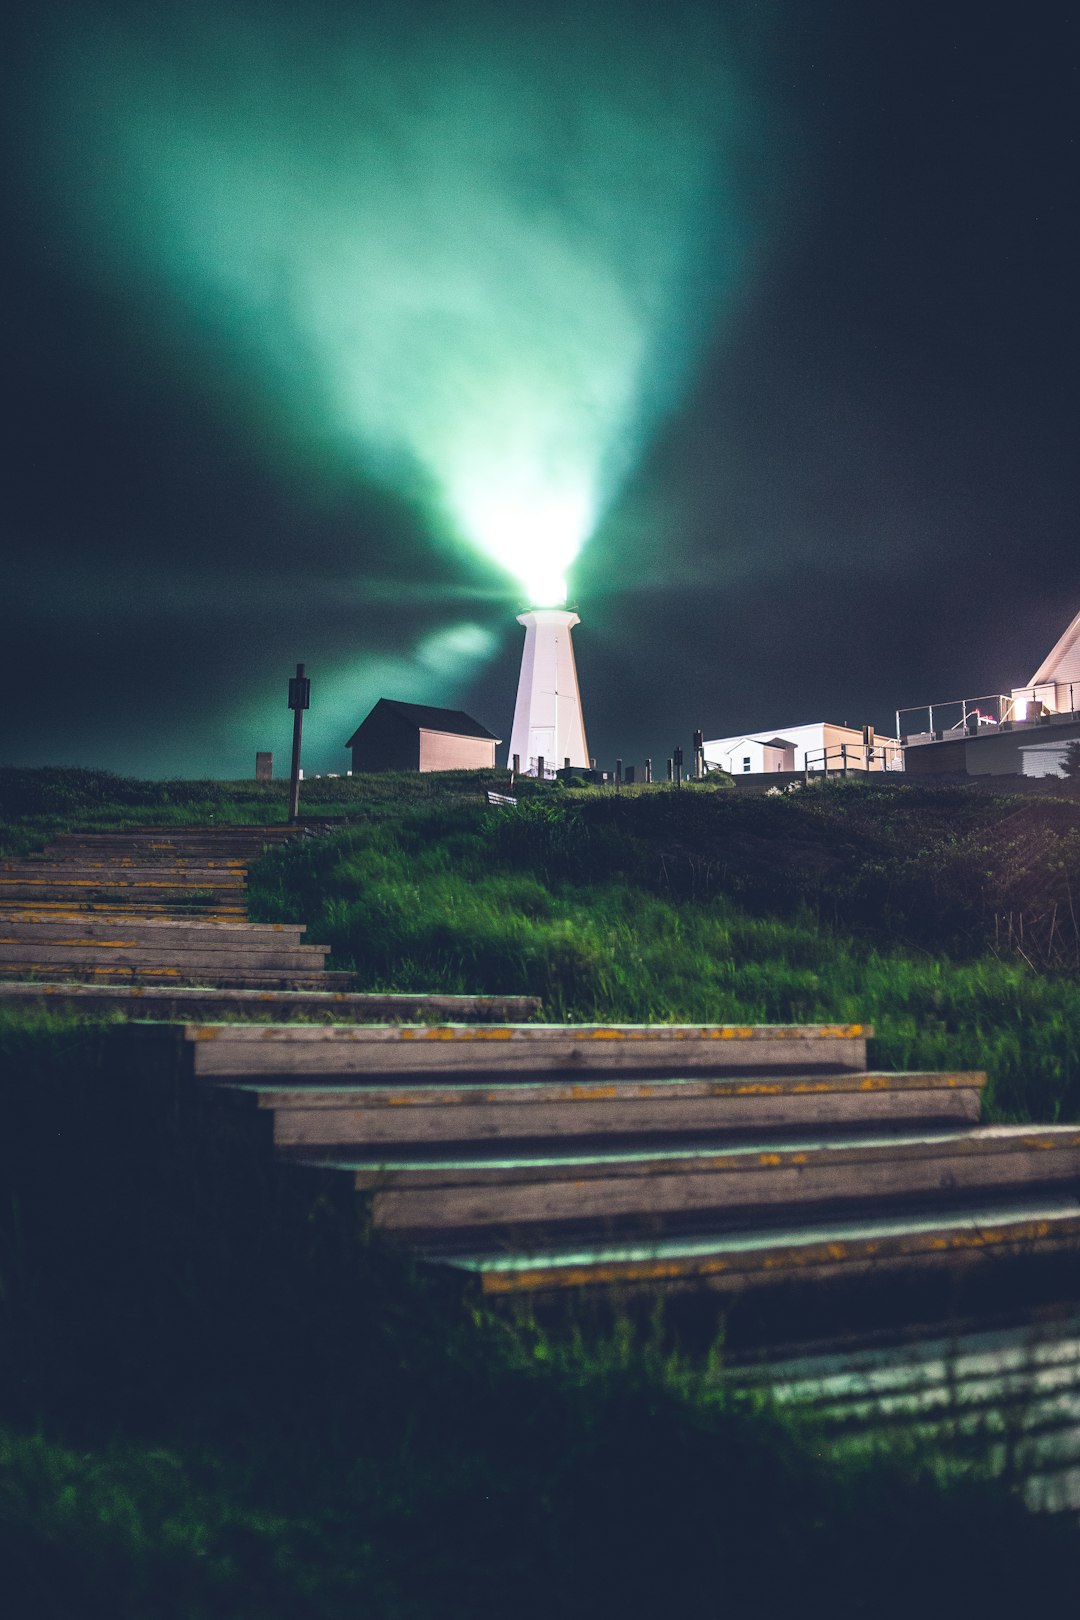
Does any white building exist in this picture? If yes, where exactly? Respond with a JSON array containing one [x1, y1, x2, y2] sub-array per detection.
[[711, 736, 796, 775], [704, 721, 903, 776], [1010, 605, 1080, 720], [899, 604, 1080, 777]]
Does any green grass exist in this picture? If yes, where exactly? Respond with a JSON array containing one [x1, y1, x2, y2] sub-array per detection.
[[247, 789, 1080, 1123], [4, 1356, 1075, 1620], [6, 768, 1080, 1612], [0, 763, 521, 855]]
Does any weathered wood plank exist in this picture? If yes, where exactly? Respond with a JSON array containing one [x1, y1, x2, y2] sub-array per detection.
[[440, 1198, 1080, 1298], [337, 1128, 1080, 1234], [186, 1022, 871, 1078], [0, 983, 538, 1020], [0, 918, 307, 943], [0, 966, 352, 989], [0, 942, 328, 969], [246, 1072, 984, 1145]]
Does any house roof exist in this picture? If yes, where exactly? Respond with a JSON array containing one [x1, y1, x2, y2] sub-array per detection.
[[713, 736, 794, 754], [1028, 606, 1080, 688], [346, 698, 498, 748]]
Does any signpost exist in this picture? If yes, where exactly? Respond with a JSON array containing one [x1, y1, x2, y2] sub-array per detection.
[[287, 662, 310, 823]]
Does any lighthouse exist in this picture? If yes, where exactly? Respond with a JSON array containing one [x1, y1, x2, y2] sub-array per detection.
[[508, 608, 589, 776]]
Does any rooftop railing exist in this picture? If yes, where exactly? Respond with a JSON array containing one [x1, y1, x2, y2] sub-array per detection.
[[896, 684, 1078, 743], [803, 743, 904, 777]]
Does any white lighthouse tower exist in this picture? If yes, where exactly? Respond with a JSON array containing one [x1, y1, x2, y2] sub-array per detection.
[[508, 609, 589, 776]]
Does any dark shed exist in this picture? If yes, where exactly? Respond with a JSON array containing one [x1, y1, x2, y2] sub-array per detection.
[[346, 699, 500, 774]]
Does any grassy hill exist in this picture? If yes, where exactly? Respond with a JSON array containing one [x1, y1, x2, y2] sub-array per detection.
[[4, 765, 1080, 1614], [240, 771, 1080, 1123]]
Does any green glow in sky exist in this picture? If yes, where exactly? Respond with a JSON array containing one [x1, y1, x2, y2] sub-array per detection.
[[43, 3, 760, 608]]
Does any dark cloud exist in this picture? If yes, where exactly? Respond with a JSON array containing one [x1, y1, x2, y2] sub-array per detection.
[[4, 1, 1077, 775]]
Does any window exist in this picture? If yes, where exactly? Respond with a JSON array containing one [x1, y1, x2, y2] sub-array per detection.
[[742, 757, 751, 772]]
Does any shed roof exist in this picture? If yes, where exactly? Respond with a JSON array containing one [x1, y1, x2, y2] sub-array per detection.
[[346, 698, 498, 748]]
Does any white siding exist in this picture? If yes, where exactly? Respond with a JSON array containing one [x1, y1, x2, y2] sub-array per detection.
[[418, 730, 496, 773], [704, 722, 902, 773]]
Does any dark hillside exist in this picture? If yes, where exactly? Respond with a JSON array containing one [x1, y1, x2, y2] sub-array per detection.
[[488, 780, 1080, 966]]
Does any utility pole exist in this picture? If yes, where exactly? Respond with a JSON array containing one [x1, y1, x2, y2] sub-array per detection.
[[287, 662, 310, 823]]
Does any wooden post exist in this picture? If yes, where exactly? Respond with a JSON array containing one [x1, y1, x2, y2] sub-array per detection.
[[287, 662, 310, 823], [645, 758, 652, 784]]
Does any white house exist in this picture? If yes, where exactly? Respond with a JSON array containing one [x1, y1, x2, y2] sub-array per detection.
[[1011, 605, 1080, 720], [704, 721, 903, 776], [899, 604, 1080, 777], [712, 736, 796, 775]]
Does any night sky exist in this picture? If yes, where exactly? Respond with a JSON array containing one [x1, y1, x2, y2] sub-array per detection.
[[5, 1, 1078, 778]]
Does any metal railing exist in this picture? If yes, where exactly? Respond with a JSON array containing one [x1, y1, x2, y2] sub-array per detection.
[[803, 743, 904, 777], [896, 684, 1077, 742]]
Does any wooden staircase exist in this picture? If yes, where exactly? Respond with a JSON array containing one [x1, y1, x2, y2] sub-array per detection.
[[181, 1020, 1080, 1304], [0, 829, 540, 1022]]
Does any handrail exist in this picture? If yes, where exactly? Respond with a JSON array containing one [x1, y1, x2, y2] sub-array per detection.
[[896, 682, 1077, 740], [803, 743, 903, 778]]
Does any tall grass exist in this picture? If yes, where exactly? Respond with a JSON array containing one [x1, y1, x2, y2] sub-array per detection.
[[0, 764, 518, 855], [248, 796, 1080, 1122], [2, 1016, 1076, 1617], [7, 774, 1080, 1610]]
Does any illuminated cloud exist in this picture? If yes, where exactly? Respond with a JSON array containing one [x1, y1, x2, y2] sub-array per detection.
[[37, 1, 761, 607]]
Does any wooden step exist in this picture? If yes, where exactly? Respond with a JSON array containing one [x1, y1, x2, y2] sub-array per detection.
[[47, 828, 294, 845], [0, 882, 246, 904], [0, 903, 250, 919], [182, 1022, 872, 1079], [29, 855, 250, 869], [0, 866, 248, 884], [727, 1313, 1080, 1514], [0, 984, 543, 1022], [312, 1126, 1080, 1242], [435, 1195, 1080, 1300], [0, 965, 351, 989], [0, 917, 306, 944], [222, 1071, 985, 1150], [0, 941, 329, 970]]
